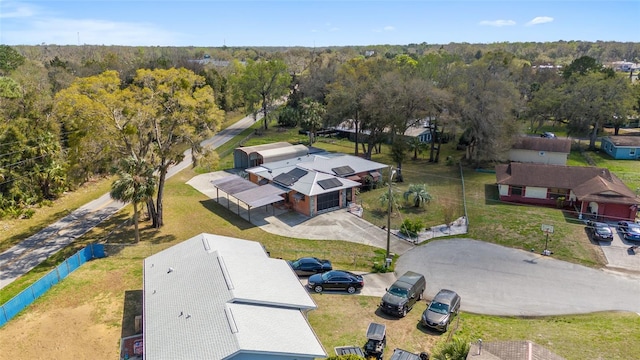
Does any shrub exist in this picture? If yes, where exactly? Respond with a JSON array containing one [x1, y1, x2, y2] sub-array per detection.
[[400, 218, 424, 238]]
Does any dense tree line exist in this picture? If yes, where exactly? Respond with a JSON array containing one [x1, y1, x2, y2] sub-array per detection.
[[0, 42, 638, 226]]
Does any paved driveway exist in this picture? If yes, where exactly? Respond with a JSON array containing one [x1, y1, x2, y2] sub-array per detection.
[[395, 239, 640, 316], [598, 222, 640, 273]]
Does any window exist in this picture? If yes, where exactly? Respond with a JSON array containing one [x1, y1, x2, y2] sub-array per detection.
[[548, 187, 566, 199], [511, 186, 523, 196], [630, 149, 636, 156]]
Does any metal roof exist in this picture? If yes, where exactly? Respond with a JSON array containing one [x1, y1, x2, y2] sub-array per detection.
[[211, 174, 286, 208], [259, 144, 310, 164], [143, 233, 324, 360], [298, 154, 387, 176], [211, 174, 257, 194], [234, 142, 292, 156], [233, 184, 286, 208]]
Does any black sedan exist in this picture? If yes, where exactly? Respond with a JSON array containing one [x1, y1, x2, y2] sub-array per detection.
[[618, 221, 640, 241], [587, 221, 613, 242], [307, 270, 364, 294], [288, 257, 333, 276]]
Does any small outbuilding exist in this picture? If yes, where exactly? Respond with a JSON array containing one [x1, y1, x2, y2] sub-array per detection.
[[600, 135, 640, 160]]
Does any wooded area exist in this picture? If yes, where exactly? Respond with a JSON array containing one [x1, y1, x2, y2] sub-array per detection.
[[1, 41, 639, 227]]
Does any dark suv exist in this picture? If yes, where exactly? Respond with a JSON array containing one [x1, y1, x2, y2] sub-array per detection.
[[587, 221, 613, 242], [421, 289, 461, 332], [379, 271, 426, 317]]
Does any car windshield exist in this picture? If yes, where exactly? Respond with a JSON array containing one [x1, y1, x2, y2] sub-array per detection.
[[321, 272, 337, 280], [629, 225, 640, 234], [428, 301, 449, 315], [291, 260, 301, 267], [596, 226, 612, 234], [388, 286, 408, 298]]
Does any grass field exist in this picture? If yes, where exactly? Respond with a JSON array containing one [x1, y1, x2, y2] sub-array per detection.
[[1, 125, 640, 359]]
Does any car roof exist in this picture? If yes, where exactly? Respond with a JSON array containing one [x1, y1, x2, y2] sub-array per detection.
[[433, 289, 459, 303], [366, 322, 386, 340], [328, 270, 357, 276], [592, 222, 609, 227]]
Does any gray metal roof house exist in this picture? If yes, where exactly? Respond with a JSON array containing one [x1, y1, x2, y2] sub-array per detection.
[[243, 153, 387, 217], [143, 233, 326, 360]]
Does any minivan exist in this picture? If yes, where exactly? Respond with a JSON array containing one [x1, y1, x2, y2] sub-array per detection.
[[379, 271, 426, 317]]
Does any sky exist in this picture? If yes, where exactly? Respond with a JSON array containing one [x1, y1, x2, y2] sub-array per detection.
[[0, 0, 638, 47]]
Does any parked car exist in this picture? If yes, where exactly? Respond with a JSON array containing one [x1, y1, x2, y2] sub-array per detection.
[[288, 257, 332, 276], [587, 221, 613, 242], [618, 221, 640, 241], [421, 289, 461, 332], [389, 349, 430, 360], [380, 271, 426, 317], [307, 270, 363, 293], [541, 132, 556, 138]]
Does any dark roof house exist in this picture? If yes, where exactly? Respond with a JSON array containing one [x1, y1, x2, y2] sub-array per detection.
[[496, 162, 639, 221], [509, 136, 571, 165]]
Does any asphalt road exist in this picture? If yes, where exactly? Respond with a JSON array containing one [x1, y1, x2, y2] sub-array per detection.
[[0, 114, 258, 290], [395, 238, 640, 316]]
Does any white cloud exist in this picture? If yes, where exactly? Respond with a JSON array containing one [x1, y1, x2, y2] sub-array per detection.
[[479, 20, 516, 27], [4, 17, 182, 46], [526, 16, 554, 26], [383, 26, 395, 32], [0, 1, 36, 18]]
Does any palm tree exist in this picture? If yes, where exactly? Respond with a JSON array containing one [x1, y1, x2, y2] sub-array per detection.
[[403, 184, 432, 208], [407, 137, 427, 160], [110, 157, 156, 243]]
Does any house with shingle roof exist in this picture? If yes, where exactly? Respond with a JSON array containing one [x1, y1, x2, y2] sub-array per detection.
[[496, 162, 639, 221], [600, 135, 640, 160], [509, 136, 572, 165], [143, 233, 326, 360], [245, 152, 387, 217]]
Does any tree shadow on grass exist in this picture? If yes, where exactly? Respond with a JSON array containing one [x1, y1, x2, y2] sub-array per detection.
[[199, 199, 255, 231]]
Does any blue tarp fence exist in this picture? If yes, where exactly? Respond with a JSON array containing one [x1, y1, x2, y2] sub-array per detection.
[[0, 243, 106, 328]]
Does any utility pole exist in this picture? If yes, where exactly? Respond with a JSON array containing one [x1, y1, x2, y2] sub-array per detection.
[[386, 166, 395, 265]]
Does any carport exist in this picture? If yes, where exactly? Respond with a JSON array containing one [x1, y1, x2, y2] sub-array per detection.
[[210, 175, 287, 222]]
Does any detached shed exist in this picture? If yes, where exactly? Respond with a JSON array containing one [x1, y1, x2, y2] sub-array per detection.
[[233, 142, 313, 169]]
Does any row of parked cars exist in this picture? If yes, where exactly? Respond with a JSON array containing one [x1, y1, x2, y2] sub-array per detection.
[[288, 259, 462, 333], [586, 220, 640, 242], [288, 257, 364, 293], [288, 258, 462, 358]]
